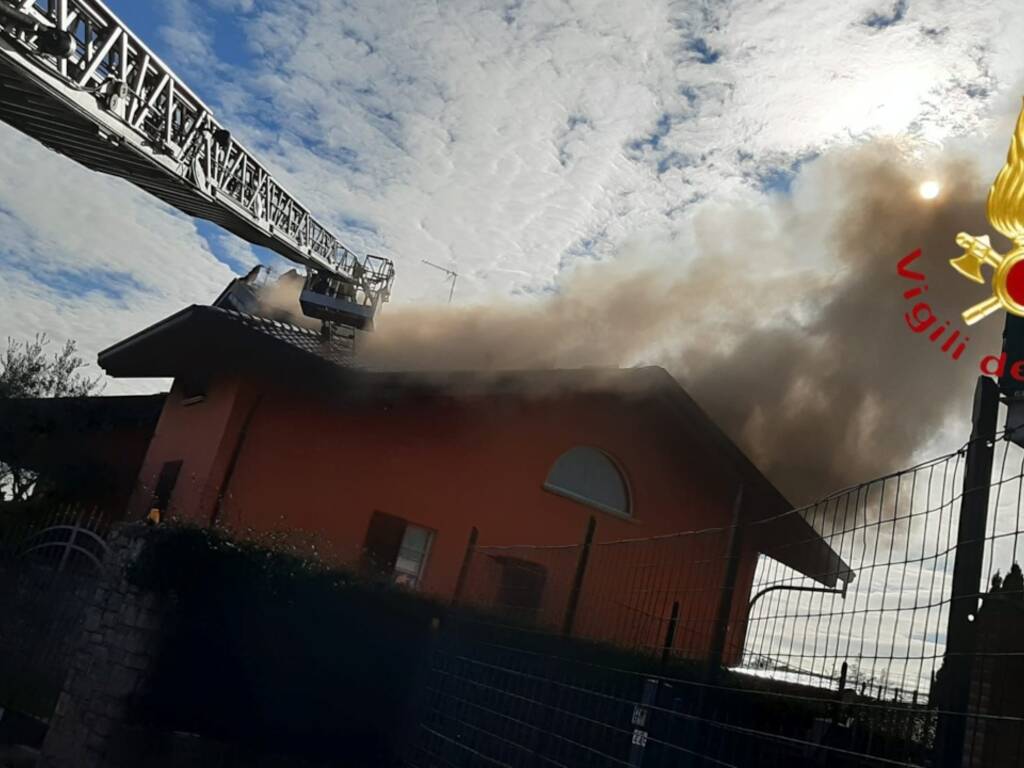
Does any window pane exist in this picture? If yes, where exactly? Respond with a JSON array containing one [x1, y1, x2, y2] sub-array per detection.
[[393, 526, 433, 587], [395, 554, 421, 575], [400, 525, 431, 554], [543, 447, 629, 516]]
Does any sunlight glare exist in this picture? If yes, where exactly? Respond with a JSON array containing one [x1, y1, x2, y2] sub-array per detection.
[[919, 180, 941, 200]]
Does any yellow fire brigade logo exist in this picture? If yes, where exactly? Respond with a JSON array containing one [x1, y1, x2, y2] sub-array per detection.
[[951, 101, 1024, 325]]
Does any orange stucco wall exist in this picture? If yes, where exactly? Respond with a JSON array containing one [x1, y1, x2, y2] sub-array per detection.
[[139, 373, 763, 662], [130, 374, 259, 524]]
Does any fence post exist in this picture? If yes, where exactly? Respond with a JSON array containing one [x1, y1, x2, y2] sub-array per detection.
[[831, 660, 848, 725], [708, 485, 744, 675], [661, 601, 680, 665], [934, 375, 998, 768], [451, 526, 478, 606], [562, 516, 596, 637]]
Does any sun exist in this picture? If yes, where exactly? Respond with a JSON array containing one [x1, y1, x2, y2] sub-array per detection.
[[919, 180, 941, 200]]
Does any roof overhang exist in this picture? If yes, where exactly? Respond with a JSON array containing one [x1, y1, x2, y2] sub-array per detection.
[[98, 305, 351, 379], [754, 512, 856, 587], [643, 367, 855, 586]]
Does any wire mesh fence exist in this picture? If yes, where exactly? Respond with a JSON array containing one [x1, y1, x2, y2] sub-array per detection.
[[412, 428, 1024, 767], [742, 450, 967, 703]]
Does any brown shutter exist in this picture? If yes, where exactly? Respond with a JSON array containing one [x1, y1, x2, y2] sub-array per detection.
[[361, 511, 407, 576]]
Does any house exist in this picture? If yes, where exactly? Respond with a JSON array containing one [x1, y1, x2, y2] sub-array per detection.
[[86, 296, 853, 664]]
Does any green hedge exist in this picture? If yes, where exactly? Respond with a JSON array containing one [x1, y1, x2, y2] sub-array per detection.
[[123, 526, 928, 765], [127, 525, 446, 767]]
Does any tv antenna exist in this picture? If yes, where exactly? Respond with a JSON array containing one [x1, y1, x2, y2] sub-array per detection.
[[422, 260, 458, 304]]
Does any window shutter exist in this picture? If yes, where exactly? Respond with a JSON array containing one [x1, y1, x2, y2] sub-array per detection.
[[361, 511, 407, 575]]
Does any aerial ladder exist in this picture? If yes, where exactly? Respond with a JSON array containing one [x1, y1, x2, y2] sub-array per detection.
[[0, 0, 394, 330]]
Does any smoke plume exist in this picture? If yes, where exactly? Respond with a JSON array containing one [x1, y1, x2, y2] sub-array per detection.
[[255, 270, 321, 331], [359, 143, 1006, 504]]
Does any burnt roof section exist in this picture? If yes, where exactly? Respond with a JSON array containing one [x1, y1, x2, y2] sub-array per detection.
[[98, 305, 354, 378]]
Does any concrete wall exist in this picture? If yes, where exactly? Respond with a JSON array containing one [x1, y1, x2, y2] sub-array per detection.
[[128, 375, 258, 525]]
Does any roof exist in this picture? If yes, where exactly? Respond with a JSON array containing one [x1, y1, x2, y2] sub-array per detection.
[[97, 307, 853, 586], [98, 304, 354, 377]]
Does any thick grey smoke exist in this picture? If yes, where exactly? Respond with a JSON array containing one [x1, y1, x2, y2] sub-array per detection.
[[254, 270, 321, 331], [358, 143, 1005, 504]]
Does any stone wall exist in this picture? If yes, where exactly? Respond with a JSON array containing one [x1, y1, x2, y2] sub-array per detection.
[[39, 524, 168, 768]]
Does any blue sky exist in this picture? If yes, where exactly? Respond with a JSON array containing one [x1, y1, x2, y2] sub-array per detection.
[[104, 3, 282, 275], [102, 4, 160, 43]]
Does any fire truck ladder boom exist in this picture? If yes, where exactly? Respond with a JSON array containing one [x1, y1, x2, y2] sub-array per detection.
[[0, 0, 394, 323]]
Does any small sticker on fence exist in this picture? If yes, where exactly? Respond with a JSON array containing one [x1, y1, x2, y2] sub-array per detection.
[[631, 729, 648, 748], [631, 706, 648, 727]]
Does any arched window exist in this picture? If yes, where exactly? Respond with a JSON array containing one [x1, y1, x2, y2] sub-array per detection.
[[543, 447, 630, 517]]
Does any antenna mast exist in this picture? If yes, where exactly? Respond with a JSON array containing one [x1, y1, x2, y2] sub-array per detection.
[[421, 260, 458, 304]]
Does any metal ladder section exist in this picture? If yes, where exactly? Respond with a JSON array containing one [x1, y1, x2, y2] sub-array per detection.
[[0, 0, 393, 308]]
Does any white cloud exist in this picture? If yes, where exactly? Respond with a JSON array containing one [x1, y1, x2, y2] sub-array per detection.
[[190, 0, 1024, 305], [4, 0, 1024, 390], [0, 124, 236, 393]]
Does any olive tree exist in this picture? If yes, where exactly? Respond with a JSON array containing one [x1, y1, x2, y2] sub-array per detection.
[[0, 335, 102, 501]]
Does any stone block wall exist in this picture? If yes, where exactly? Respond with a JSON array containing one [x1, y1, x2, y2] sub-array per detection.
[[39, 525, 168, 768]]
